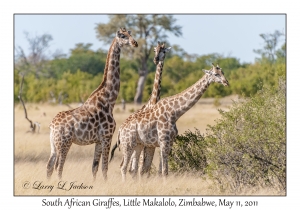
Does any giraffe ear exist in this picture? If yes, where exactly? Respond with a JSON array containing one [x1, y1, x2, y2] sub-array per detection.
[[165, 47, 172, 52], [127, 30, 131, 35], [116, 30, 121, 37], [202, 69, 211, 75]]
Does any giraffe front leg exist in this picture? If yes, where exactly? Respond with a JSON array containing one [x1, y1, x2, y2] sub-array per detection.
[[101, 137, 113, 181], [92, 143, 101, 181], [159, 141, 170, 179], [57, 144, 72, 180], [158, 154, 162, 176]]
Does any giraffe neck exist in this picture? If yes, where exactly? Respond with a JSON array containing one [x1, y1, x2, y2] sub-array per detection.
[[85, 38, 121, 108], [166, 74, 211, 120], [144, 61, 164, 109]]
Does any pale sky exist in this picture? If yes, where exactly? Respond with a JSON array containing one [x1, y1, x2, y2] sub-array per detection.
[[14, 14, 285, 64]]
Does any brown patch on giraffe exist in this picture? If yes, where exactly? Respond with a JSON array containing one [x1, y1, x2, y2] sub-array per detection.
[[99, 112, 105, 121], [82, 131, 88, 139], [102, 105, 109, 113], [103, 122, 109, 129], [155, 111, 159, 118], [80, 123, 87, 130], [159, 115, 166, 122], [88, 123, 93, 130], [89, 117, 95, 124], [184, 93, 189, 99], [160, 106, 165, 113], [114, 70, 119, 78]]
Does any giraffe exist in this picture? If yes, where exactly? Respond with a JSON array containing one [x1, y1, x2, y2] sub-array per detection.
[[109, 42, 171, 177], [46, 28, 138, 180], [115, 63, 229, 181]]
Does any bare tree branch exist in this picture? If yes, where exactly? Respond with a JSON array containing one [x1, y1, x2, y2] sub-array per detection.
[[18, 74, 39, 133]]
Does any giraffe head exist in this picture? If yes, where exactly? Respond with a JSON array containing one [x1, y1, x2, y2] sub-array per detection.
[[202, 63, 229, 86], [153, 42, 171, 65], [116, 27, 138, 48]]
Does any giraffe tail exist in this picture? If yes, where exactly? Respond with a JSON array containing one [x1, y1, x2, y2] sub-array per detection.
[[109, 132, 120, 163]]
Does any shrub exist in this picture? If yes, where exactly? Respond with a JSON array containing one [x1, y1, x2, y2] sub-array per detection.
[[169, 129, 207, 175], [206, 79, 286, 193], [169, 79, 286, 193]]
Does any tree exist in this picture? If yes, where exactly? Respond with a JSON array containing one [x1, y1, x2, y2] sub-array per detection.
[[68, 43, 107, 75], [95, 15, 182, 104], [253, 30, 285, 64], [14, 32, 61, 78]]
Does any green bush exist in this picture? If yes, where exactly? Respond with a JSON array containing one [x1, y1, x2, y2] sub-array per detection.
[[208, 79, 286, 193], [169, 129, 207, 175], [169, 79, 286, 193]]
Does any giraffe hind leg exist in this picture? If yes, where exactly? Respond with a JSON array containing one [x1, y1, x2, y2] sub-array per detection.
[[120, 146, 134, 182], [46, 152, 56, 179], [46, 131, 57, 179], [130, 145, 143, 179], [54, 153, 60, 171], [101, 136, 114, 181], [56, 130, 72, 180]]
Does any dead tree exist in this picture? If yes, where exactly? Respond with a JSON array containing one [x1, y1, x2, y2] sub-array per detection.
[[18, 75, 40, 133]]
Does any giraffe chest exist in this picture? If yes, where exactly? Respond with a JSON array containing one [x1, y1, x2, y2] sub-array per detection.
[[136, 120, 178, 147], [136, 121, 160, 147], [72, 114, 115, 145], [73, 120, 100, 145]]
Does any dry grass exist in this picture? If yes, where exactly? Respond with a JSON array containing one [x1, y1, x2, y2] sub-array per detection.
[[14, 96, 281, 196]]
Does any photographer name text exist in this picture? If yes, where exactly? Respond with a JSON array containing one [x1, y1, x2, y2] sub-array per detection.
[[42, 197, 259, 209]]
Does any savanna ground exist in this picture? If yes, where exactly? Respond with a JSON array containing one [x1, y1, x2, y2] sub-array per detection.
[[14, 96, 280, 196]]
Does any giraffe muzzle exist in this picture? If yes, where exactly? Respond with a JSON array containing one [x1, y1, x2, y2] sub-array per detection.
[[224, 80, 229, 86], [132, 40, 138, 47]]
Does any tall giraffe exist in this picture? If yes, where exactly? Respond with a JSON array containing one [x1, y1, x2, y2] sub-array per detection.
[[115, 64, 229, 180], [110, 42, 171, 177], [46, 28, 138, 180]]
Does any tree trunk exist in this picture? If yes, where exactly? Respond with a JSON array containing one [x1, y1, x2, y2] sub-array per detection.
[[134, 60, 148, 104]]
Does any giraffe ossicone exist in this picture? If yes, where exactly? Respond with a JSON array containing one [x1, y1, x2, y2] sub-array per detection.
[[46, 28, 138, 180]]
